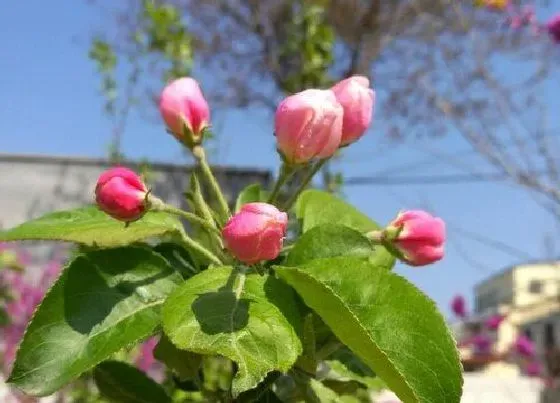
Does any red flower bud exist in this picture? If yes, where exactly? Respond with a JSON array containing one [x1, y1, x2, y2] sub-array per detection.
[[331, 76, 375, 146], [547, 14, 560, 43], [472, 333, 492, 355], [386, 210, 446, 266], [451, 295, 467, 318], [485, 314, 505, 330], [159, 77, 210, 143], [515, 335, 535, 358], [275, 89, 343, 164], [222, 203, 288, 264], [525, 360, 542, 377], [95, 167, 148, 222]]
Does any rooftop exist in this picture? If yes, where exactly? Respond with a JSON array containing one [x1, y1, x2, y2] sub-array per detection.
[[474, 259, 560, 289], [0, 153, 271, 178]]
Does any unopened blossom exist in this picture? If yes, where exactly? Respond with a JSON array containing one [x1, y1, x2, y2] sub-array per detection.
[[547, 14, 560, 43], [384, 210, 446, 266], [451, 295, 467, 318], [222, 203, 288, 264], [159, 77, 210, 144], [275, 89, 343, 164], [485, 314, 505, 330], [331, 76, 375, 145], [515, 335, 535, 357], [95, 167, 148, 222]]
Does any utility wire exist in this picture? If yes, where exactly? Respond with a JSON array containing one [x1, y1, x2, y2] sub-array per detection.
[[345, 170, 550, 186]]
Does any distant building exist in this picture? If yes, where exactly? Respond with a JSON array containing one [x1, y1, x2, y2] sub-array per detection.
[[0, 153, 272, 263], [459, 261, 560, 375], [475, 261, 560, 353]]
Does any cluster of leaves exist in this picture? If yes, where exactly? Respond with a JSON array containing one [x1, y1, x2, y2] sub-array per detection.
[[0, 188, 462, 402], [0, 243, 168, 402]]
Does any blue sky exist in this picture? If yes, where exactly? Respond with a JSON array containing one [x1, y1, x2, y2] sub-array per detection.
[[1, 1, 559, 318]]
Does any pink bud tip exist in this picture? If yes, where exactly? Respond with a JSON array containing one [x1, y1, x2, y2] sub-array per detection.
[[222, 203, 288, 264], [451, 295, 467, 318], [95, 167, 148, 222], [331, 76, 375, 146], [136, 337, 158, 373], [387, 210, 446, 266], [546, 14, 560, 43], [275, 89, 343, 164], [485, 314, 505, 330], [515, 335, 535, 357], [159, 77, 210, 140]]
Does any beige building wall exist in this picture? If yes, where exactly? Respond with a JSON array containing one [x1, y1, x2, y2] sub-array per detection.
[[471, 261, 560, 370], [0, 153, 271, 265], [513, 264, 560, 308]]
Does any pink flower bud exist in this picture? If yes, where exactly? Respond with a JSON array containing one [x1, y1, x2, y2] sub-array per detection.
[[95, 167, 148, 222], [473, 333, 492, 354], [546, 14, 560, 43], [386, 210, 446, 266], [451, 295, 467, 318], [331, 76, 375, 145], [485, 314, 505, 330], [222, 203, 288, 264], [515, 335, 535, 357], [525, 360, 542, 377], [159, 77, 210, 142], [275, 89, 343, 164], [136, 337, 158, 373]]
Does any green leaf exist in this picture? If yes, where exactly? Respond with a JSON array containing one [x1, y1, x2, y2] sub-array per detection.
[[295, 313, 317, 375], [252, 390, 283, 403], [94, 360, 171, 403], [235, 184, 265, 212], [322, 360, 382, 391], [295, 190, 382, 233], [0, 307, 9, 326], [153, 334, 201, 381], [237, 372, 282, 403], [306, 378, 343, 403], [162, 267, 302, 397], [276, 258, 462, 403], [329, 348, 374, 380], [286, 225, 394, 270], [153, 242, 199, 279], [8, 246, 183, 396], [0, 206, 183, 248]]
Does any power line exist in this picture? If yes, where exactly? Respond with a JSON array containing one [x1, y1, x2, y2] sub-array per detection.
[[344, 170, 550, 186], [384, 188, 535, 263], [342, 130, 560, 181]]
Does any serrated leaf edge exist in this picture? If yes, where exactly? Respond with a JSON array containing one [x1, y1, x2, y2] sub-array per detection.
[[162, 269, 302, 397], [94, 361, 170, 403], [275, 267, 417, 403], [7, 248, 178, 396]]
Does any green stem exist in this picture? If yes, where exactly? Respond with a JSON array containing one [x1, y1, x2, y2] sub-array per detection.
[[281, 244, 294, 254], [189, 174, 217, 228], [178, 231, 223, 266], [282, 158, 329, 211], [192, 145, 231, 222], [160, 205, 221, 235], [267, 163, 295, 204], [235, 268, 247, 299], [316, 340, 343, 360], [365, 230, 384, 243]]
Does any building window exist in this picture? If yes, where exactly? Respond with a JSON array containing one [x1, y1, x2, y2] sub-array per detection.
[[545, 323, 556, 349], [529, 280, 542, 294]]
